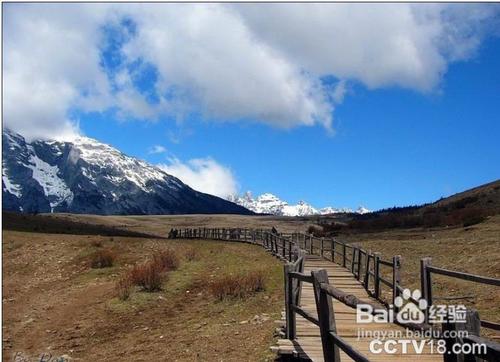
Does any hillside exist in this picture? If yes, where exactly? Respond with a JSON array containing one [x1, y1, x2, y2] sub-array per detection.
[[2, 129, 251, 215], [310, 179, 500, 234], [431, 179, 500, 212]]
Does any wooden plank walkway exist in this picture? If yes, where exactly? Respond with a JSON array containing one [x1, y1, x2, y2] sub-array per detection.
[[277, 255, 443, 361]]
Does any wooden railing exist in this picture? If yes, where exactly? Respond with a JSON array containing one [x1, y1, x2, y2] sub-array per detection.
[[285, 265, 372, 362], [282, 232, 403, 308], [172, 228, 403, 306], [171, 227, 299, 263], [420, 257, 500, 331], [171, 227, 500, 362]]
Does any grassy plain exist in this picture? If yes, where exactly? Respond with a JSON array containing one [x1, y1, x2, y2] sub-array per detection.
[[3, 211, 499, 361]]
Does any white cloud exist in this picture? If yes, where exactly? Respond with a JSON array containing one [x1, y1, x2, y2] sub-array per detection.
[[234, 3, 499, 91], [3, 4, 113, 140], [2, 3, 155, 140], [158, 157, 238, 198], [332, 81, 347, 104], [148, 145, 167, 154], [120, 4, 333, 129], [3, 3, 499, 140]]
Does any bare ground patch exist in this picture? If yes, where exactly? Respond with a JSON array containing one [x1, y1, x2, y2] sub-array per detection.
[[2, 231, 283, 361]]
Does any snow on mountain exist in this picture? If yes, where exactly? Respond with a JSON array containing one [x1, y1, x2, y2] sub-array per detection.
[[282, 201, 319, 217], [26, 151, 74, 210], [70, 136, 176, 192], [2, 129, 252, 215], [229, 192, 370, 216], [2, 174, 22, 198], [356, 206, 371, 214]]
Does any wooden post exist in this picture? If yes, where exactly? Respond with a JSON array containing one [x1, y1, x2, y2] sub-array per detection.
[[282, 237, 286, 258], [351, 247, 357, 274], [312, 269, 340, 362], [331, 239, 335, 263], [342, 243, 347, 268], [309, 235, 313, 255], [284, 264, 296, 339], [420, 257, 433, 323], [295, 252, 305, 306], [357, 250, 362, 280], [442, 309, 481, 362], [321, 238, 324, 258], [363, 253, 371, 290], [392, 255, 402, 313], [373, 252, 381, 300]]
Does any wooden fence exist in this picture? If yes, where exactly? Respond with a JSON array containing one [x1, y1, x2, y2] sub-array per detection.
[[280, 232, 403, 308], [171, 227, 500, 362]]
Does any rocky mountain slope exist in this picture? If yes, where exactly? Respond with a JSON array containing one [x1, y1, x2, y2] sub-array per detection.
[[228, 192, 369, 216], [2, 129, 252, 215]]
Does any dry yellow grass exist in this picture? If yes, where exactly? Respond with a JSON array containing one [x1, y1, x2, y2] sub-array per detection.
[[4, 210, 499, 357], [42, 212, 316, 237], [2, 229, 283, 361], [343, 215, 500, 336]]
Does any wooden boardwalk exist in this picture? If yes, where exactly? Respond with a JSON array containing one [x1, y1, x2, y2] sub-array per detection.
[[174, 228, 499, 361], [277, 255, 443, 361]]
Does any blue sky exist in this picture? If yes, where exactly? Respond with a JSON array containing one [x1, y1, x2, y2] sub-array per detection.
[[80, 35, 500, 210], [4, 4, 500, 210]]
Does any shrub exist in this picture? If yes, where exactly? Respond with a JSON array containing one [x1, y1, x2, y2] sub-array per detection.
[[152, 249, 179, 272], [462, 214, 487, 228], [245, 271, 266, 292], [91, 239, 102, 247], [209, 271, 266, 300], [89, 249, 115, 268], [307, 225, 324, 236], [184, 247, 199, 261], [129, 261, 165, 292], [116, 274, 133, 301]]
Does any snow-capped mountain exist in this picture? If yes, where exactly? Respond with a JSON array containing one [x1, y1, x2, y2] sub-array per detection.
[[230, 192, 288, 215], [2, 129, 252, 215], [356, 206, 371, 215], [228, 192, 370, 216]]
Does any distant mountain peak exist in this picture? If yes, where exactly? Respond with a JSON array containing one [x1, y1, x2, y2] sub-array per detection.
[[2, 129, 251, 215], [228, 192, 370, 216]]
